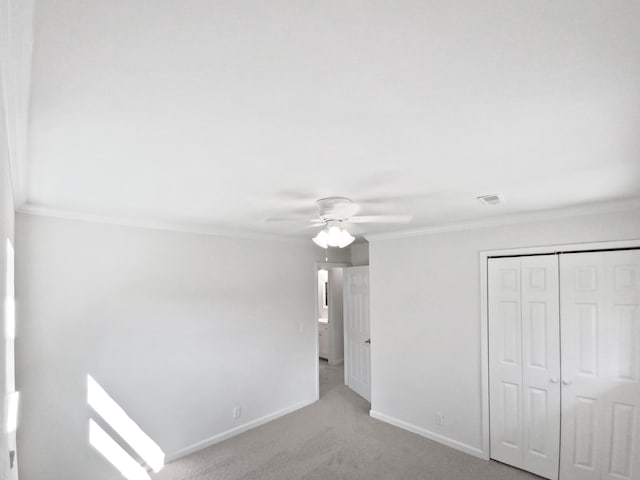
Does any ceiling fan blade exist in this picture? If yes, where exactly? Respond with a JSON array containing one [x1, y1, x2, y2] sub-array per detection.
[[342, 223, 366, 236], [263, 205, 317, 223], [348, 215, 413, 224], [305, 221, 326, 228], [264, 215, 314, 223]]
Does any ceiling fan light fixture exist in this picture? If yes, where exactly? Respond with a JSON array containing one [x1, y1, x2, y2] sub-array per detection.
[[306, 196, 408, 249], [312, 230, 329, 248], [337, 230, 355, 248], [326, 225, 343, 246], [312, 224, 355, 249]]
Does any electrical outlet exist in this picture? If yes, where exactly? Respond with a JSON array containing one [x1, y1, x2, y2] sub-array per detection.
[[233, 406, 242, 419], [436, 412, 445, 426]]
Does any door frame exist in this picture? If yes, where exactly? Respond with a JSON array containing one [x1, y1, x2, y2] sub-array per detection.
[[313, 262, 350, 401], [479, 238, 640, 460]]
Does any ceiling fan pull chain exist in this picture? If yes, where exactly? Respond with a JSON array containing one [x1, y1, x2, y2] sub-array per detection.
[[325, 247, 328, 262]]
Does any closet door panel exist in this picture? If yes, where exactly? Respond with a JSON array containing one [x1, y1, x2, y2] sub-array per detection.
[[489, 256, 561, 479], [572, 396, 597, 469], [602, 251, 640, 480], [521, 256, 561, 480], [560, 252, 607, 480], [489, 258, 525, 468], [560, 250, 640, 480]]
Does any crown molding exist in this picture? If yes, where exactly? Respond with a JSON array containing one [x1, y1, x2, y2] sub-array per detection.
[[364, 198, 640, 241], [17, 204, 308, 244], [18, 198, 640, 245]]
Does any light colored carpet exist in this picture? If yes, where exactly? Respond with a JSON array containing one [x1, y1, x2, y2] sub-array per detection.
[[152, 361, 538, 480]]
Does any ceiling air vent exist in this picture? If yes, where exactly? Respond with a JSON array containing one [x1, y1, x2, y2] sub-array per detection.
[[477, 194, 504, 206]]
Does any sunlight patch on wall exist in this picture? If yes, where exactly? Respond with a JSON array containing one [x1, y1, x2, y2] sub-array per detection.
[[89, 420, 151, 480], [5, 239, 15, 339], [4, 296, 14, 340], [6, 392, 19, 434], [87, 375, 165, 474], [5, 239, 19, 437], [5, 239, 16, 392]]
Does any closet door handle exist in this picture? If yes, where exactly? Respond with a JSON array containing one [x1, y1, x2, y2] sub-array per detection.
[[549, 377, 559, 384], [562, 379, 573, 386]]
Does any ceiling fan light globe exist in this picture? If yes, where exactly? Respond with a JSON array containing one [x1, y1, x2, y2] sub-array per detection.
[[326, 226, 343, 247], [312, 230, 329, 248], [338, 230, 355, 248]]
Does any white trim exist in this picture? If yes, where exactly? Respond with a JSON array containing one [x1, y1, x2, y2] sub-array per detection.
[[365, 198, 640, 241], [479, 254, 490, 460], [369, 410, 485, 459], [479, 238, 640, 460], [480, 239, 640, 258], [15, 200, 640, 246], [165, 399, 316, 463], [17, 204, 307, 243]]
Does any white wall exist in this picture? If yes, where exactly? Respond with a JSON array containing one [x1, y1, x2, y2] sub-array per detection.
[[1, 87, 18, 480], [2, 1, 35, 477], [350, 242, 369, 266], [314, 245, 351, 264], [369, 208, 640, 456], [16, 214, 319, 480]]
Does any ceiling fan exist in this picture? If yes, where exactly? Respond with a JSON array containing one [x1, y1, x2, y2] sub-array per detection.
[[269, 197, 412, 248]]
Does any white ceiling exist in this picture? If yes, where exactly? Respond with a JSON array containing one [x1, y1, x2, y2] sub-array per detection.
[[24, 0, 640, 237]]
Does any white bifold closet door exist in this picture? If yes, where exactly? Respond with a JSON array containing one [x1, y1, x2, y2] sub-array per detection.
[[559, 250, 640, 480], [489, 255, 561, 480]]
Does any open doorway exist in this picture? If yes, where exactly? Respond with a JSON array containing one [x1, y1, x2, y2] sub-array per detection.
[[314, 241, 371, 402], [314, 263, 347, 399]]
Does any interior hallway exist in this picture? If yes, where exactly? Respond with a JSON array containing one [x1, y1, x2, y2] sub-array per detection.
[[152, 361, 538, 480]]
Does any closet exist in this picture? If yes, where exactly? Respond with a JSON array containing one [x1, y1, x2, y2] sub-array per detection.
[[488, 250, 640, 480]]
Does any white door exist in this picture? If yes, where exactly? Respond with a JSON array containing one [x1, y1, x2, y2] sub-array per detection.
[[344, 266, 371, 402], [559, 250, 640, 480], [489, 255, 561, 480]]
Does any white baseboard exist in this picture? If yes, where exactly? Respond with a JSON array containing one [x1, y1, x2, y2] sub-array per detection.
[[166, 399, 316, 463], [369, 410, 486, 460]]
